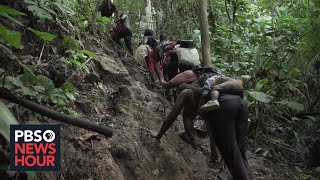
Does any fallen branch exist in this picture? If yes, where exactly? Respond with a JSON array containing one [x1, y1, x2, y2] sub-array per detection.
[[290, 111, 320, 118], [0, 88, 113, 137], [37, 43, 45, 65]]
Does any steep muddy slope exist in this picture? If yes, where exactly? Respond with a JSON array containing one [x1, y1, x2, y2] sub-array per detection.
[[37, 37, 295, 180]]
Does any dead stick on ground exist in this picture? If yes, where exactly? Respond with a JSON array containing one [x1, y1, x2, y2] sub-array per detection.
[[0, 88, 113, 137], [37, 43, 45, 65]]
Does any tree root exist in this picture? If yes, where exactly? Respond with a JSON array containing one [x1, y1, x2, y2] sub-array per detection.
[[0, 88, 113, 137]]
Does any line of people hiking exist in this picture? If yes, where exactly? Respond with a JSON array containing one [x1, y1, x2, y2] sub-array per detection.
[[99, 1, 252, 179], [135, 30, 252, 179], [136, 31, 252, 179]]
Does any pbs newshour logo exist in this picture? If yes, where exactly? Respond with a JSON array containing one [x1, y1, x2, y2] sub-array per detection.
[[10, 125, 60, 171]]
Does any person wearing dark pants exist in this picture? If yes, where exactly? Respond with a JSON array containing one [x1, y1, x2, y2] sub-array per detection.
[[154, 88, 252, 180], [111, 14, 133, 55], [201, 94, 251, 180]]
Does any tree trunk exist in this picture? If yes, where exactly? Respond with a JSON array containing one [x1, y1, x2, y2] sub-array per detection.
[[145, 0, 153, 29], [199, 0, 211, 67]]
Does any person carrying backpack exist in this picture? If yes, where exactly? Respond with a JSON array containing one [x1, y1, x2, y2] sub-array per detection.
[[98, 0, 117, 18], [111, 13, 133, 55], [141, 29, 163, 83]]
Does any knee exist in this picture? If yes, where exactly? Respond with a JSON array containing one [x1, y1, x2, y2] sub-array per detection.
[[179, 89, 192, 97]]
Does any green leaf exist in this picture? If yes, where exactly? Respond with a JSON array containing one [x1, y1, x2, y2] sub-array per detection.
[[248, 91, 274, 103], [32, 85, 45, 93], [290, 68, 300, 77], [0, 24, 21, 48], [63, 36, 79, 50], [27, 27, 56, 42], [232, 62, 240, 71], [274, 35, 285, 42], [255, 78, 268, 91], [241, 75, 251, 79], [62, 82, 74, 92], [52, 2, 74, 15], [24, 0, 37, 5], [26, 171, 37, 180], [6, 76, 24, 88], [36, 75, 55, 90], [304, 115, 316, 122], [291, 117, 300, 121], [65, 92, 75, 101], [295, 166, 303, 173], [26, 5, 53, 20], [0, 12, 24, 26], [0, 100, 18, 143], [277, 100, 304, 111], [0, 5, 26, 16], [80, 50, 97, 60], [19, 86, 39, 96]]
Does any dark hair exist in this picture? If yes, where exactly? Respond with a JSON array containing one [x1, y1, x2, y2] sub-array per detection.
[[144, 29, 154, 36], [160, 34, 166, 42], [179, 61, 196, 72]]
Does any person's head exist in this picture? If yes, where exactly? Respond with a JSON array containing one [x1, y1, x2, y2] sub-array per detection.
[[160, 34, 166, 42], [179, 61, 196, 72], [144, 29, 154, 36]]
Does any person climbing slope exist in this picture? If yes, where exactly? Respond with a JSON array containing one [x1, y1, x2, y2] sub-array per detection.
[[153, 87, 252, 180], [111, 13, 133, 55], [141, 29, 163, 83], [98, 0, 117, 18]]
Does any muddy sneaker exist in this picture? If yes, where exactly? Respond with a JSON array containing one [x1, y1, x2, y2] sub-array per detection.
[[199, 100, 220, 113]]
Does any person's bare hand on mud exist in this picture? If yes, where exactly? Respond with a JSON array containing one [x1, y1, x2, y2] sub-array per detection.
[[150, 132, 161, 143]]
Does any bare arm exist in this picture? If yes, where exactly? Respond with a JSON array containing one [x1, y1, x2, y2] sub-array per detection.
[[155, 89, 193, 140], [160, 79, 175, 89]]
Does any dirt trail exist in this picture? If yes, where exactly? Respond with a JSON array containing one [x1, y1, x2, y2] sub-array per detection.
[[33, 37, 296, 180]]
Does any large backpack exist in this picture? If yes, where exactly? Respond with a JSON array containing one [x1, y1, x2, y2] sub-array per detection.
[[147, 36, 160, 49]]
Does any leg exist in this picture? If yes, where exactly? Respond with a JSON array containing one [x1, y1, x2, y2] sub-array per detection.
[[235, 99, 252, 179], [112, 34, 122, 47], [154, 60, 164, 82], [210, 90, 219, 100], [181, 101, 197, 143], [154, 45, 162, 63], [155, 89, 195, 140], [204, 118, 221, 162], [199, 90, 220, 113], [209, 98, 251, 180], [123, 28, 133, 55], [146, 51, 156, 83]]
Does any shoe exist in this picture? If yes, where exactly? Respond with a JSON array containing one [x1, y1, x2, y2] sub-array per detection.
[[199, 100, 220, 113], [178, 132, 195, 144]]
